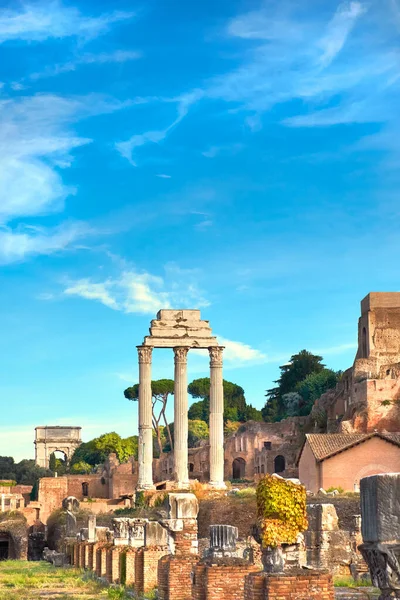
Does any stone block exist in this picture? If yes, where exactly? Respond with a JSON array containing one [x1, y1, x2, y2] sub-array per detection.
[[168, 493, 199, 519], [360, 474, 400, 543], [307, 504, 339, 532], [145, 521, 169, 547]]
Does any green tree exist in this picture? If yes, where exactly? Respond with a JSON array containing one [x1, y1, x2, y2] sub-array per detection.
[[70, 433, 138, 468], [48, 453, 66, 475], [188, 420, 209, 447], [124, 379, 174, 455], [188, 378, 257, 423], [263, 350, 325, 421], [296, 369, 341, 415], [69, 461, 93, 474]]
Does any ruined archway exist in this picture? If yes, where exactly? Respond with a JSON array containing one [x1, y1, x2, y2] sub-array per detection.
[[274, 455, 286, 474], [0, 533, 9, 560], [232, 457, 246, 480], [0, 520, 28, 560]]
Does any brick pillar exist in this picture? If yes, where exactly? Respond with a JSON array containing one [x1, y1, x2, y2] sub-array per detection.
[[84, 544, 94, 569], [125, 549, 137, 586], [78, 544, 86, 568], [106, 547, 122, 583], [158, 554, 198, 600], [96, 545, 109, 578]]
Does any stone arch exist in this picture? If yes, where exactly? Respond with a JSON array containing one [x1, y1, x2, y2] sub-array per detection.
[[189, 463, 195, 474], [232, 457, 246, 480], [81, 482, 89, 497], [35, 427, 82, 469], [0, 520, 28, 560], [274, 455, 286, 474]]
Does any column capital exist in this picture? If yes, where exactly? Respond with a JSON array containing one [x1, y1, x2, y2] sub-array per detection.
[[209, 346, 224, 367], [137, 346, 153, 364], [174, 346, 189, 364]]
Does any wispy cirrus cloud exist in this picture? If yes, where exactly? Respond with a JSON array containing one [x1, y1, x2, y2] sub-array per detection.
[[29, 50, 142, 81], [116, 2, 384, 166], [0, 1, 135, 44], [116, 90, 203, 166], [0, 92, 130, 263], [63, 263, 210, 315], [0, 222, 89, 265]]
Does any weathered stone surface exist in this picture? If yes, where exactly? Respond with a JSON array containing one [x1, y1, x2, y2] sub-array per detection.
[[209, 524, 238, 556], [307, 504, 339, 532], [145, 521, 169, 547], [360, 474, 400, 543], [168, 493, 198, 519]]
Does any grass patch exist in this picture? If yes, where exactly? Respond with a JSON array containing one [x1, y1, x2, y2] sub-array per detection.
[[334, 575, 374, 587], [0, 560, 110, 599]]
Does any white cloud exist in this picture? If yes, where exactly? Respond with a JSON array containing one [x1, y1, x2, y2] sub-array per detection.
[[30, 50, 141, 81], [0, 1, 135, 43], [217, 335, 267, 363], [116, 90, 203, 166], [63, 265, 210, 315], [202, 143, 244, 158], [317, 2, 366, 68], [0, 221, 89, 264], [64, 279, 118, 309], [156, 173, 172, 179], [0, 93, 129, 262]]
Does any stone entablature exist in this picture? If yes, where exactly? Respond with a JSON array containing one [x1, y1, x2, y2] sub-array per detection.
[[143, 309, 219, 348]]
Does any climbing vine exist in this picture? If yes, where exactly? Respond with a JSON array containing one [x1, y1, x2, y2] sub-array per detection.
[[256, 474, 308, 548]]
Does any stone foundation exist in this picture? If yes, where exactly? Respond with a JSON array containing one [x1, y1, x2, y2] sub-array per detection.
[[243, 570, 334, 600]]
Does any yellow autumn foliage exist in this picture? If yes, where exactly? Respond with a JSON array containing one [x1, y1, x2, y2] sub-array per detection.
[[256, 474, 308, 548]]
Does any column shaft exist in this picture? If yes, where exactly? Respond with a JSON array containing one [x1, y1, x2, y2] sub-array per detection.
[[174, 347, 189, 487], [137, 346, 154, 490], [209, 346, 226, 488]]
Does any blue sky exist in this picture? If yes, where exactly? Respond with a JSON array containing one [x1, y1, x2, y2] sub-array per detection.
[[1, 0, 400, 460]]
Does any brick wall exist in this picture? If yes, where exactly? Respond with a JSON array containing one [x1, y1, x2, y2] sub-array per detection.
[[322, 436, 400, 491], [192, 562, 259, 600], [244, 571, 334, 600], [158, 555, 198, 600]]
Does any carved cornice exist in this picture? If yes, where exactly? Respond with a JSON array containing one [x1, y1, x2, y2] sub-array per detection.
[[137, 346, 153, 364], [209, 346, 224, 367], [174, 347, 189, 363]]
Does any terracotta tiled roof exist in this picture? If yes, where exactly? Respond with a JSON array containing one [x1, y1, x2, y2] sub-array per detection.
[[305, 432, 400, 462]]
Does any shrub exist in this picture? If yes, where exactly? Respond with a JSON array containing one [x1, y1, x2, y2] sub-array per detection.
[[256, 474, 307, 548], [234, 487, 256, 498], [326, 486, 344, 494]]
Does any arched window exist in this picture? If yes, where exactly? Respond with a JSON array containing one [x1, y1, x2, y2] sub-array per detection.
[[82, 482, 89, 497], [189, 463, 194, 473], [232, 457, 246, 479], [274, 455, 285, 474]]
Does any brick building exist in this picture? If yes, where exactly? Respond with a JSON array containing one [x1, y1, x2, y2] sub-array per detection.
[[298, 432, 400, 493]]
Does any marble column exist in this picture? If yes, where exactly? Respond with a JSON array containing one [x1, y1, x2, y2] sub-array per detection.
[[174, 347, 190, 488], [209, 346, 226, 488], [137, 346, 154, 490]]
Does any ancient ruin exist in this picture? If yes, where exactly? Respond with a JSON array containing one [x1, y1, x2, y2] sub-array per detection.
[[359, 473, 400, 599], [34, 426, 82, 468], [136, 309, 225, 490]]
